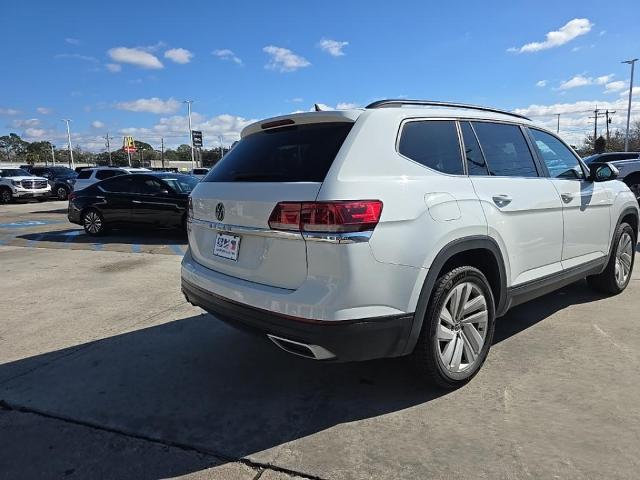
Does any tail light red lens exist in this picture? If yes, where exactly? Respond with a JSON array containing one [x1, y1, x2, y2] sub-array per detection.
[[268, 200, 383, 233]]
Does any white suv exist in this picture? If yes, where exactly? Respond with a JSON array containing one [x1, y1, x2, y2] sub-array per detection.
[[181, 100, 638, 387], [0, 165, 51, 203], [72, 166, 150, 191]]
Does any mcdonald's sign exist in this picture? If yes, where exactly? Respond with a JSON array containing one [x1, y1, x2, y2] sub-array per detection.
[[123, 136, 137, 153]]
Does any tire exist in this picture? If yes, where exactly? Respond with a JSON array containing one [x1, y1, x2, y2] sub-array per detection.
[[55, 186, 69, 201], [587, 222, 636, 294], [82, 208, 107, 236], [0, 188, 13, 204], [411, 266, 496, 389]]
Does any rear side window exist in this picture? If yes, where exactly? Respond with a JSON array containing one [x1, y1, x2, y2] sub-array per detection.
[[203, 122, 353, 182], [398, 120, 463, 175], [100, 176, 134, 192], [96, 169, 123, 180], [460, 122, 489, 176], [77, 170, 92, 179], [472, 122, 538, 177]]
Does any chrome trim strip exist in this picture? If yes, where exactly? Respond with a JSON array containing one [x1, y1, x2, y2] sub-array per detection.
[[189, 218, 302, 240], [302, 230, 373, 244]]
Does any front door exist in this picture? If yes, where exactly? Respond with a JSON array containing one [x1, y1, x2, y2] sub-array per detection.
[[527, 128, 612, 269]]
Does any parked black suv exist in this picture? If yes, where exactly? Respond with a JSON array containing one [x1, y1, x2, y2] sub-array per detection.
[[26, 166, 78, 200]]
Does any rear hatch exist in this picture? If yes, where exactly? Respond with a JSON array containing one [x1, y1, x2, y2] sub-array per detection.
[[189, 115, 356, 290]]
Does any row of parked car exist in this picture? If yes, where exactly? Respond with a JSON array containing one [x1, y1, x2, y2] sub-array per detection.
[[0, 164, 209, 203]]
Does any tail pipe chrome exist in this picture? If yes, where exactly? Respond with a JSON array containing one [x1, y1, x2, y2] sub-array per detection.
[[267, 334, 335, 360]]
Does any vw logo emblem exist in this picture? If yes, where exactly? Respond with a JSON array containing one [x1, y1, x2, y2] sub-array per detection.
[[215, 203, 225, 222]]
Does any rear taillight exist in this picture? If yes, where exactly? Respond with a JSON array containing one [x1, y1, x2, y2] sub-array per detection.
[[268, 200, 383, 233]]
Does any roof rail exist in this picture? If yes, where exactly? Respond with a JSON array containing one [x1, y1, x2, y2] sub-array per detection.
[[365, 99, 531, 121]]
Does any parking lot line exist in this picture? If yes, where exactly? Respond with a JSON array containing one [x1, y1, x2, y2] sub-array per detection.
[[92, 243, 104, 251], [169, 244, 184, 256], [131, 244, 141, 253]]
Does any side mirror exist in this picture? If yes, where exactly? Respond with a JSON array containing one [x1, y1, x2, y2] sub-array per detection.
[[589, 162, 619, 182], [159, 189, 170, 195]]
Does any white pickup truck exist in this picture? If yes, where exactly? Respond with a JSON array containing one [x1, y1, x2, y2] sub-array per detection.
[[0, 165, 51, 203]]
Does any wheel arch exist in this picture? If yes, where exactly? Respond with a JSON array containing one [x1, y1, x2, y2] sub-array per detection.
[[403, 236, 508, 355]]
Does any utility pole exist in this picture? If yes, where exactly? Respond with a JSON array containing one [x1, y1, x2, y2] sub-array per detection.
[[604, 110, 616, 144], [622, 58, 638, 152], [161, 137, 165, 169], [555, 114, 561, 134], [589, 107, 606, 143], [50, 144, 55, 165], [61, 119, 75, 169], [183, 100, 195, 170], [105, 132, 112, 166]]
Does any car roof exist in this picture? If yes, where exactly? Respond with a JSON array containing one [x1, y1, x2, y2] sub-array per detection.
[[241, 101, 535, 138]]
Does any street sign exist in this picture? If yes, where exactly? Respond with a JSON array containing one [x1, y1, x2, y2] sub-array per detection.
[[123, 136, 137, 153], [191, 130, 203, 148]]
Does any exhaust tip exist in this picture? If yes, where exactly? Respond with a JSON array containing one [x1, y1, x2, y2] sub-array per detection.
[[267, 334, 335, 360]]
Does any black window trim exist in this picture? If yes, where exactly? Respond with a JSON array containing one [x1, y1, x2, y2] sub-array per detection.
[[525, 126, 589, 180], [395, 118, 466, 177], [459, 120, 490, 177]]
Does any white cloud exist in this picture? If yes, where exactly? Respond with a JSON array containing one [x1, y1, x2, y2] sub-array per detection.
[[91, 120, 105, 129], [106, 63, 122, 73], [0, 107, 20, 116], [107, 47, 163, 69], [115, 97, 181, 114], [54, 53, 98, 63], [290, 97, 304, 103], [536, 80, 548, 87], [263, 45, 310, 72], [558, 73, 614, 90], [164, 48, 193, 64], [604, 81, 626, 93], [212, 49, 243, 65], [319, 38, 349, 57], [336, 102, 359, 109], [24, 128, 48, 139], [619, 86, 640, 97], [514, 97, 640, 146], [508, 18, 593, 53], [12, 118, 41, 128], [119, 112, 255, 148], [65, 37, 80, 45], [36, 107, 52, 115], [599, 30, 606, 36]]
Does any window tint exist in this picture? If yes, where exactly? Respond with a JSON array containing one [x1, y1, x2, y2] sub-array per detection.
[[530, 129, 584, 179], [398, 120, 463, 175], [77, 170, 92, 179], [135, 177, 167, 194], [204, 122, 353, 182], [100, 176, 134, 192], [472, 122, 538, 177], [95, 169, 124, 180], [460, 122, 489, 175], [161, 175, 198, 193]]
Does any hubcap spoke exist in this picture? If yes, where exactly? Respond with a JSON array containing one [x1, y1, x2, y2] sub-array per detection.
[[450, 336, 464, 371], [437, 324, 455, 341]]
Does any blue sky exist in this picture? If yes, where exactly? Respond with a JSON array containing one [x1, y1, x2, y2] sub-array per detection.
[[1, 0, 639, 150]]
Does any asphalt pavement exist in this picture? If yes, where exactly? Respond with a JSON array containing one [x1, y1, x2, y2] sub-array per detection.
[[1, 200, 639, 479]]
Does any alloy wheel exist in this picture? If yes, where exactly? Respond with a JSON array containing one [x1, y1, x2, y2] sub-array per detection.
[[436, 282, 488, 373], [83, 211, 102, 234], [57, 187, 67, 200], [1, 190, 11, 203], [615, 231, 634, 288]]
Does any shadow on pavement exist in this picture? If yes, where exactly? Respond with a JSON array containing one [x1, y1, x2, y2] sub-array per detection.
[[17, 227, 187, 246], [0, 280, 615, 478]]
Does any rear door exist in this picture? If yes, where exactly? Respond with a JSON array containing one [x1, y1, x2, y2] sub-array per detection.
[[465, 121, 564, 286], [129, 176, 184, 226], [189, 121, 354, 289], [97, 176, 136, 223], [528, 128, 612, 268]]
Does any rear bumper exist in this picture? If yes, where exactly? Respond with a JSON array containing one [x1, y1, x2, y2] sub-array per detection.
[[182, 277, 415, 362]]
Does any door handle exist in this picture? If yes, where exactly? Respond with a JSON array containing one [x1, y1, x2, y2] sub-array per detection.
[[132, 200, 142, 204], [492, 194, 512, 208], [561, 193, 574, 203]]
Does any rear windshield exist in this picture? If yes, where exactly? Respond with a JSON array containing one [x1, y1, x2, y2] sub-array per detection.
[[203, 122, 353, 182]]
